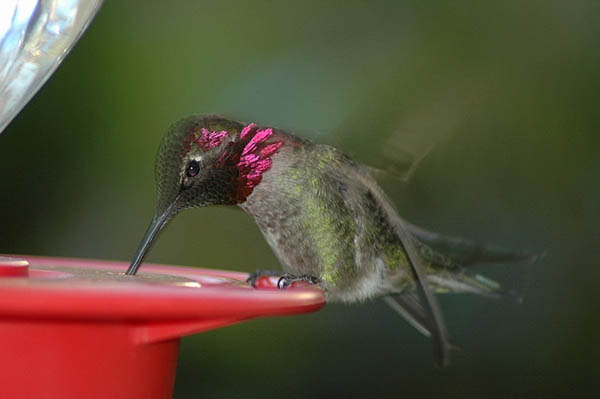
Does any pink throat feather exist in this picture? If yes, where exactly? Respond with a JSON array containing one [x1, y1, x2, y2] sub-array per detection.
[[236, 123, 283, 198], [196, 123, 284, 201]]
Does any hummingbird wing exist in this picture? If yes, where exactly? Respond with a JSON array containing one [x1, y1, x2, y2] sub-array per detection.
[[324, 70, 454, 185], [361, 141, 437, 183], [323, 136, 437, 184], [341, 162, 452, 367], [392, 220, 452, 367], [383, 292, 432, 337]]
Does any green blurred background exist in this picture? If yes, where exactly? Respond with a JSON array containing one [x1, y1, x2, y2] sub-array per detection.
[[1, 0, 599, 397]]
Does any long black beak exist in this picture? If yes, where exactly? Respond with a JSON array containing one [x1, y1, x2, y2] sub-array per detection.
[[125, 201, 177, 275]]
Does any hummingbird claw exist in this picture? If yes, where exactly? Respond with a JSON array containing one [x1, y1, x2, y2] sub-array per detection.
[[277, 274, 320, 290], [246, 270, 285, 287], [277, 275, 291, 289]]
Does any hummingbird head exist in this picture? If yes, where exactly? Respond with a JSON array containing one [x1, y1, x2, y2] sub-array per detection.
[[126, 115, 284, 275]]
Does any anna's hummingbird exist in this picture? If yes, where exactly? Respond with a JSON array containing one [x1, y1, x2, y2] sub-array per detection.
[[126, 115, 535, 366]]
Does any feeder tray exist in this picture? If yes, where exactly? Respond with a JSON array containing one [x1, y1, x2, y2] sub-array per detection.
[[0, 255, 325, 399]]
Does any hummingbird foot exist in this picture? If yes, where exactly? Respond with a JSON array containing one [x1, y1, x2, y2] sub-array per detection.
[[246, 270, 284, 287], [277, 274, 320, 290]]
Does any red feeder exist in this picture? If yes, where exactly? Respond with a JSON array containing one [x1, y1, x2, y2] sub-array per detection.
[[0, 255, 325, 399]]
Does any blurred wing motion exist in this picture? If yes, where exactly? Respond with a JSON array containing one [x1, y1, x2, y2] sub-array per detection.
[[363, 141, 437, 183], [324, 70, 459, 184]]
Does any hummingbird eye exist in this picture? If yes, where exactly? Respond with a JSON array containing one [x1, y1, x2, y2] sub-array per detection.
[[186, 160, 200, 177]]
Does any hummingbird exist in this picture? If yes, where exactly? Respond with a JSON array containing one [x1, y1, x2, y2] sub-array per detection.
[[126, 114, 535, 366]]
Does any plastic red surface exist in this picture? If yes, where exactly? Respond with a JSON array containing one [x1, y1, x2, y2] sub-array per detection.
[[0, 255, 325, 399]]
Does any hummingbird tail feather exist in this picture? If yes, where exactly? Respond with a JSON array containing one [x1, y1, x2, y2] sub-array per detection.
[[407, 223, 540, 267], [397, 231, 452, 367], [427, 272, 523, 303]]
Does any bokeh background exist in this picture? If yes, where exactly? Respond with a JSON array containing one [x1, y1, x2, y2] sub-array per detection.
[[1, 1, 599, 397]]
